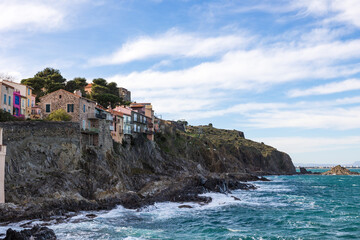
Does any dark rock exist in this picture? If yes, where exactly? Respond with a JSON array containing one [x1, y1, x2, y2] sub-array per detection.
[[3, 225, 56, 240], [178, 205, 193, 209], [321, 165, 360, 175], [85, 214, 97, 218], [299, 167, 312, 174], [231, 196, 241, 201]]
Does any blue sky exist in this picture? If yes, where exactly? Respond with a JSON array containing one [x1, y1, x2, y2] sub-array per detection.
[[1, 0, 360, 165]]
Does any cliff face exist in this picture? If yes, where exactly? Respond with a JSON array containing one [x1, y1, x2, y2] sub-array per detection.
[[0, 120, 295, 222]]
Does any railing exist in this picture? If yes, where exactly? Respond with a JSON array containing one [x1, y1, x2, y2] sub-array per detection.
[[81, 127, 99, 134], [87, 112, 106, 119]]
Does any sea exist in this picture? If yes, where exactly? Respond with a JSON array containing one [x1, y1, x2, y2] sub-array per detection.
[[1, 169, 360, 239]]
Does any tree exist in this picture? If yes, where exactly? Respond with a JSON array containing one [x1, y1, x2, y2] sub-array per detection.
[[21, 77, 46, 100], [92, 78, 107, 86], [46, 109, 72, 121], [107, 82, 119, 97], [0, 109, 16, 122], [65, 77, 88, 94], [95, 93, 121, 108], [34, 68, 66, 94], [21, 68, 66, 101]]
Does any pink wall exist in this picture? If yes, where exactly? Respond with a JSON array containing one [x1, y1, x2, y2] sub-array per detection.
[[114, 106, 133, 115], [13, 91, 24, 118]]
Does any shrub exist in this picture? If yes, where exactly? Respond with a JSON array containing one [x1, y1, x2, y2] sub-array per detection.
[[0, 109, 17, 122], [46, 109, 72, 121]]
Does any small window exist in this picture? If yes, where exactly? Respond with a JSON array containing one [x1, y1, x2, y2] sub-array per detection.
[[83, 104, 85, 113], [59, 95, 62, 99], [67, 104, 74, 113], [4, 94, 6, 104], [8, 109, 10, 113], [28, 89, 30, 95], [9, 96, 11, 105], [27, 99, 29, 107], [46, 104, 51, 113], [15, 96, 19, 105]]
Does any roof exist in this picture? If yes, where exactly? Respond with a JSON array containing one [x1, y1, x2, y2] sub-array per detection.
[[85, 84, 92, 88], [130, 104, 145, 108], [0, 82, 14, 89], [39, 89, 97, 103], [2, 80, 34, 90], [109, 110, 123, 117]]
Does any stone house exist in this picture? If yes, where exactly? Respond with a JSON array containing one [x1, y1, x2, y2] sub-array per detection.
[[39, 89, 97, 129], [0, 82, 14, 114]]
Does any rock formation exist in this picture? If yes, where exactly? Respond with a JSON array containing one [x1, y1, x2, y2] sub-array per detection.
[[0, 120, 295, 222], [2, 225, 56, 240], [321, 165, 360, 175]]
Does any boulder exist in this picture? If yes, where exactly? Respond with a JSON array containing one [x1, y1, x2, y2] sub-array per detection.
[[321, 165, 360, 175], [3, 225, 56, 240]]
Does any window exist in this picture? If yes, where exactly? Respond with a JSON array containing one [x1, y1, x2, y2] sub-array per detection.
[[59, 95, 62, 99], [83, 104, 85, 113], [4, 94, 6, 104], [134, 113, 137, 121], [22, 99, 24, 107], [8, 109, 10, 113], [15, 96, 19, 105], [9, 96, 11, 105], [67, 104, 74, 113], [27, 99, 29, 107], [46, 104, 51, 113], [28, 89, 30, 95], [3, 108, 5, 111], [15, 108, 19, 116]]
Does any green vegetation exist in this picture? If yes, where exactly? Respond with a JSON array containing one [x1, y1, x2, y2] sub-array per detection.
[[20, 67, 129, 107], [46, 109, 72, 121], [185, 125, 276, 157], [0, 109, 19, 122]]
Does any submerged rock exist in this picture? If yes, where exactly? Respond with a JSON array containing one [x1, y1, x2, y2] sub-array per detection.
[[321, 165, 360, 175], [3, 225, 56, 240], [178, 205, 193, 209]]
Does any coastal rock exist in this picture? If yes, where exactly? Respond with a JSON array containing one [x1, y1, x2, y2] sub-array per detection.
[[178, 205, 193, 208], [299, 167, 312, 174], [0, 121, 295, 223], [3, 225, 56, 240], [321, 165, 360, 175]]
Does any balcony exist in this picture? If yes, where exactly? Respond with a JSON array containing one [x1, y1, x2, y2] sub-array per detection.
[[81, 127, 99, 134], [87, 112, 106, 120]]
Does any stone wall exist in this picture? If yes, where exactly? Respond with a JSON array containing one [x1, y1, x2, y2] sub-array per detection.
[[40, 89, 81, 121]]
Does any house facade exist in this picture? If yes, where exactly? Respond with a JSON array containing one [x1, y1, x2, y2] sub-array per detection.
[[13, 91, 24, 118], [0, 82, 14, 114], [110, 110, 124, 143], [114, 106, 133, 137], [2, 80, 33, 118], [130, 103, 154, 141], [39, 89, 97, 130]]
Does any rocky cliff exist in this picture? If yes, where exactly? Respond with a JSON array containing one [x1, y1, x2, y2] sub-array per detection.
[[0, 120, 295, 222]]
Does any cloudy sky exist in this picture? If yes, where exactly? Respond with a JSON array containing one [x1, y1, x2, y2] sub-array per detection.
[[1, 0, 360, 165]]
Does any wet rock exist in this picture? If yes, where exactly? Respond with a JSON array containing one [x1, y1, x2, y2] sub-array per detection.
[[231, 196, 241, 201], [85, 214, 97, 218], [322, 165, 360, 175], [299, 167, 312, 174], [178, 205, 193, 209], [3, 225, 56, 240]]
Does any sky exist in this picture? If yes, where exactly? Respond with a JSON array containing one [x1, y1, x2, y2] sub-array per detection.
[[0, 0, 360, 165]]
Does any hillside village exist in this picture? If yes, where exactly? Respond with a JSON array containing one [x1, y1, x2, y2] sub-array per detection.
[[0, 72, 159, 145]]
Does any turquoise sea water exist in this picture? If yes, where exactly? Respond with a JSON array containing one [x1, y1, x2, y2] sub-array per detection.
[[2, 170, 360, 239]]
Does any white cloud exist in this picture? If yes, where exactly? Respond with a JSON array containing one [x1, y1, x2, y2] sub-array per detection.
[[255, 136, 360, 154], [89, 29, 250, 65], [0, 1, 65, 32], [293, 0, 360, 28], [288, 79, 360, 97]]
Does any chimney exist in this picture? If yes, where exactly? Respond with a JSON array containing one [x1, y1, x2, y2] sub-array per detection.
[[74, 90, 82, 97]]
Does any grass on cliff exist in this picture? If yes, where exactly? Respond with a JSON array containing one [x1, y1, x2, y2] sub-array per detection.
[[155, 123, 277, 158]]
